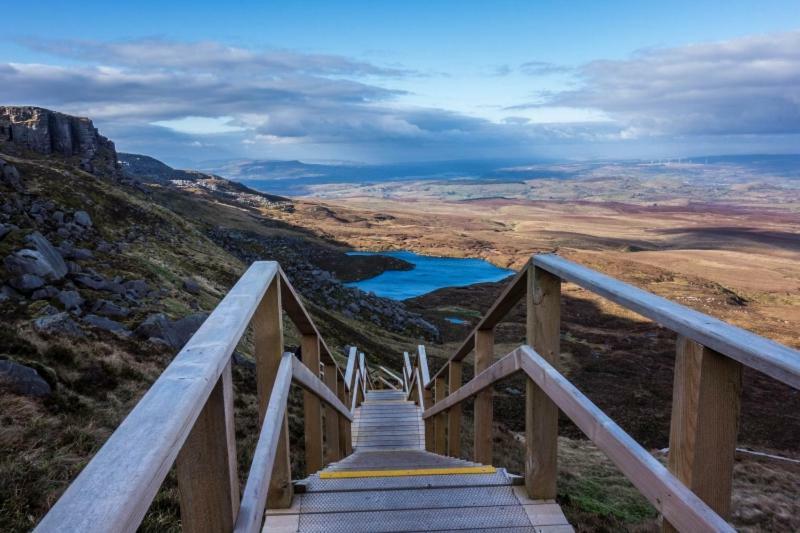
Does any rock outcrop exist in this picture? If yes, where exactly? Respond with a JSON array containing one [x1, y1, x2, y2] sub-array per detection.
[[0, 106, 117, 173]]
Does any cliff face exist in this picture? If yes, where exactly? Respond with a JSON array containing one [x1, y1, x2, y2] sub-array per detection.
[[0, 106, 117, 173]]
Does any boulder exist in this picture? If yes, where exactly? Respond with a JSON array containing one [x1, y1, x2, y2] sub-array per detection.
[[31, 285, 59, 300], [0, 285, 20, 302], [0, 360, 52, 397], [57, 290, 84, 311], [0, 161, 23, 191], [33, 312, 85, 337], [182, 278, 201, 295], [83, 314, 131, 337], [73, 272, 107, 290], [92, 299, 129, 318], [9, 274, 45, 292], [0, 223, 12, 240], [135, 312, 208, 349], [4, 232, 68, 281], [74, 210, 92, 227], [123, 279, 149, 298]]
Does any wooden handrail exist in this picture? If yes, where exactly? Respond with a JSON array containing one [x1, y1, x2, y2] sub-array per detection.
[[35, 261, 279, 532], [417, 344, 431, 387], [279, 270, 342, 378], [344, 346, 358, 392], [36, 261, 358, 532], [517, 345, 733, 533], [291, 357, 354, 422], [423, 349, 519, 419], [234, 352, 293, 533], [424, 345, 734, 532], [378, 365, 404, 388], [422, 252, 800, 530], [533, 254, 800, 389], [428, 265, 528, 385]]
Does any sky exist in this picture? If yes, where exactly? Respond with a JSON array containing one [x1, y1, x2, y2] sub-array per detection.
[[1, 0, 799, 166]]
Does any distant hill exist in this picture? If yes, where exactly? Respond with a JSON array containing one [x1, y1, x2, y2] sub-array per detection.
[[202, 153, 800, 197], [119, 152, 290, 203]]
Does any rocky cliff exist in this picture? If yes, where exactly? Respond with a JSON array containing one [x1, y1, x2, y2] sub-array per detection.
[[0, 106, 117, 174]]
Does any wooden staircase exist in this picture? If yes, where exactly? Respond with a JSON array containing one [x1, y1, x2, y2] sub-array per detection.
[[33, 255, 800, 532], [265, 389, 571, 532]]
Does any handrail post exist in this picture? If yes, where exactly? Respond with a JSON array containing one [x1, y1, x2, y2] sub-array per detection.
[[525, 263, 560, 499], [434, 374, 447, 454], [175, 361, 239, 532], [663, 336, 742, 532], [302, 334, 324, 473], [447, 360, 462, 457], [474, 328, 494, 464], [323, 363, 341, 465], [424, 383, 434, 451], [254, 276, 292, 508], [337, 372, 353, 456]]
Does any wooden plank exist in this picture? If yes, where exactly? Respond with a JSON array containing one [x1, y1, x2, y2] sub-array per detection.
[[253, 275, 292, 508], [434, 376, 447, 454], [526, 265, 560, 499], [291, 357, 354, 422], [34, 261, 278, 532], [533, 253, 800, 390], [323, 364, 341, 465], [474, 328, 494, 465], [664, 337, 742, 532], [301, 334, 324, 474], [424, 350, 520, 419], [233, 354, 292, 533], [518, 345, 734, 533], [429, 266, 528, 383], [176, 363, 238, 533], [447, 360, 462, 457], [417, 345, 431, 387]]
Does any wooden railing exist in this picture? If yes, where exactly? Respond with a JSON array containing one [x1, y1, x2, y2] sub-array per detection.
[[35, 262, 362, 533], [411, 253, 800, 532]]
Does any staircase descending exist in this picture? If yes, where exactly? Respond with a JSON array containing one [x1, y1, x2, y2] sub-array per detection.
[[33, 254, 800, 532], [266, 389, 571, 532]]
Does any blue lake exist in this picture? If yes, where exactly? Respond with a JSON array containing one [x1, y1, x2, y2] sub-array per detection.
[[345, 250, 514, 300]]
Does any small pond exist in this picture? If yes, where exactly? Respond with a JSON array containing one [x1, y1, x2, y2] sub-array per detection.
[[345, 250, 514, 300]]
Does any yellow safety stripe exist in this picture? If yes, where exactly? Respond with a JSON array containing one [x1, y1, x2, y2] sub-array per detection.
[[319, 465, 496, 479]]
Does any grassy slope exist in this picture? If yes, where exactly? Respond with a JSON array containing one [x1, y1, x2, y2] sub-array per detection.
[[0, 154, 423, 531]]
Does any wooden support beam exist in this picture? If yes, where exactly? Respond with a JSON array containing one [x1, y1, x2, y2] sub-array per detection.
[[323, 364, 341, 465], [474, 328, 494, 465], [176, 363, 238, 533], [447, 361, 462, 457], [525, 264, 560, 499], [424, 385, 434, 452], [301, 334, 323, 474], [434, 375, 447, 454], [253, 277, 292, 508], [663, 337, 742, 532]]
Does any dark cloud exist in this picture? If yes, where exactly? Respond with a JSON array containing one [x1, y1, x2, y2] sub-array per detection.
[[21, 38, 413, 77], [542, 31, 800, 137]]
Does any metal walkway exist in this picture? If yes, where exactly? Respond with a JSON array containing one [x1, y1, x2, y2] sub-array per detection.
[[264, 391, 572, 532]]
